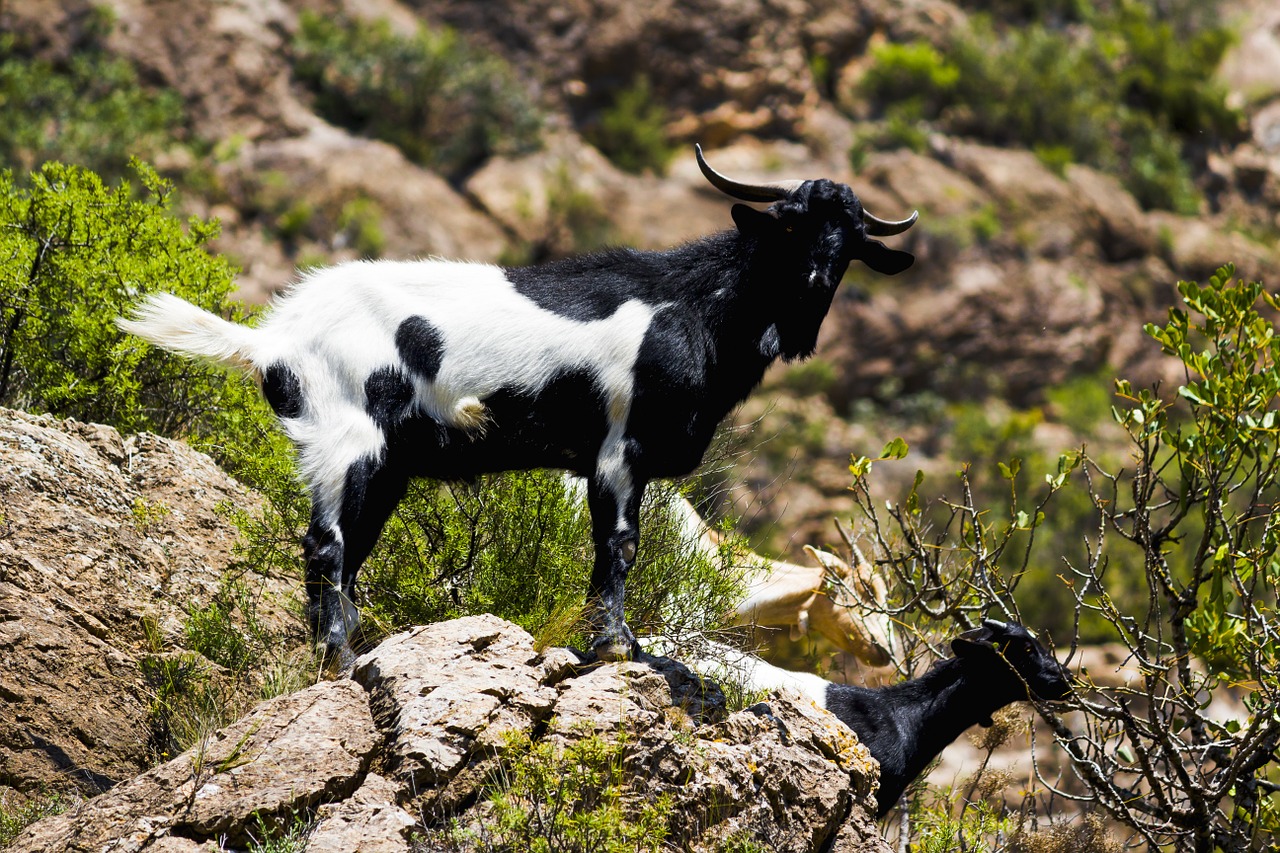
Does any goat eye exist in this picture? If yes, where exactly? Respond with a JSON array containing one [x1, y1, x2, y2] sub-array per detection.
[[784, 225, 794, 234]]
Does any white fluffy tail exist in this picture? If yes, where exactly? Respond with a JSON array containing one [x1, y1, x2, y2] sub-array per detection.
[[116, 292, 260, 375]]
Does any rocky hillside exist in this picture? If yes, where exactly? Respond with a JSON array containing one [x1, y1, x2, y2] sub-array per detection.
[[6, 614, 887, 853], [0, 408, 302, 805]]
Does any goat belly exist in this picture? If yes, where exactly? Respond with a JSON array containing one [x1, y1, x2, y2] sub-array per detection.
[[386, 371, 612, 479]]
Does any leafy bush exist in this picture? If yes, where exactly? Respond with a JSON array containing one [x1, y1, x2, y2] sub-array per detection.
[[858, 0, 1243, 211], [0, 161, 261, 437], [453, 728, 672, 853], [851, 264, 1280, 849], [584, 75, 676, 176], [341, 473, 744, 653], [291, 11, 542, 178], [0, 9, 187, 183]]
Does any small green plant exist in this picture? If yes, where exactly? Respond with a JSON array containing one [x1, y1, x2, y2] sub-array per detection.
[[139, 650, 226, 760], [246, 809, 314, 853], [458, 728, 672, 853], [184, 578, 263, 672], [130, 497, 172, 534], [291, 11, 542, 178], [0, 790, 70, 847], [585, 75, 676, 176]]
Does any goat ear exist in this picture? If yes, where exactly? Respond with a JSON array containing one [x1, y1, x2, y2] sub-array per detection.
[[857, 239, 914, 275], [951, 626, 995, 657], [731, 203, 777, 237]]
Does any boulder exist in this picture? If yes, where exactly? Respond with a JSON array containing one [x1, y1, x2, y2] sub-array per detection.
[[7, 615, 889, 851]]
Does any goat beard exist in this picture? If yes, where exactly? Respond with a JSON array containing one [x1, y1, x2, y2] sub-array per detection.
[[772, 297, 833, 361]]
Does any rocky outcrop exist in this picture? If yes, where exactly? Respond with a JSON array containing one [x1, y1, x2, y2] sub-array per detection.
[[7, 615, 889, 852], [0, 408, 303, 806]]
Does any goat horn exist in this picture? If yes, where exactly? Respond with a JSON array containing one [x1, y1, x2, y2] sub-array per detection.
[[863, 209, 919, 236], [695, 144, 801, 202], [697, 145, 918, 236]]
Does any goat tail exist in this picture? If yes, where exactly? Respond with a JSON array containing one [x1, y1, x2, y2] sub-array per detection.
[[116, 292, 262, 377]]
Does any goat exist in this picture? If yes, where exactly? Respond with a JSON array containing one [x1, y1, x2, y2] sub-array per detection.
[[684, 619, 1071, 816], [116, 146, 918, 667], [661, 490, 895, 665]]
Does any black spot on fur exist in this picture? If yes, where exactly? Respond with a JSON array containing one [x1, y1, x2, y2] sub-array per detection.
[[263, 363, 304, 419], [365, 367, 415, 431], [395, 316, 445, 380]]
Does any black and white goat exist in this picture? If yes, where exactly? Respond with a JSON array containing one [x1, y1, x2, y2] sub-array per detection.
[[116, 146, 917, 666], [685, 620, 1072, 816]]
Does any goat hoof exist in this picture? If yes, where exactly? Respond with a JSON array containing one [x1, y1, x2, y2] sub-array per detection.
[[592, 636, 636, 663], [317, 639, 356, 674]]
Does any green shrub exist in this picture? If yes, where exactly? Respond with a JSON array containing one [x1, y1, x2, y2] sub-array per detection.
[[851, 264, 1280, 849], [455, 728, 672, 853], [0, 790, 69, 847], [0, 161, 261, 437], [584, 75, 676, 176], [0, 10, 187, 183], [857, 0, 1243, 211], [291, 11, 542, 178], [353, 474, 744, 652]]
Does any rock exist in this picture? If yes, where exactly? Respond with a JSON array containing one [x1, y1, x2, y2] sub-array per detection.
[[1218, 0, 1280, 114], [352, 614, 561, 808], [0, 408, 303, 807], [1065, 164, 1159, 262], [107, 0, 314, 143], [305, 773, 418, 853], [465, 130, 730, 253], [412, 0, 822, 143], [8, 615, 888, 851], [6, 679, 378, 851], [1148, 212, 1277, 282], [222, 124, 508, 299]]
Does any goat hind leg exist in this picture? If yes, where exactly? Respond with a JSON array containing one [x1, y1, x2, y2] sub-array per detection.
[[305, 454, 409, 669], [585, 475, 645, 662], [302, 508, 353, 667]]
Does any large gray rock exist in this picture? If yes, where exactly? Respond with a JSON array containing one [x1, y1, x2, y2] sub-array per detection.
[[8, 615, 889, 852], [7, 679, 379, 852]]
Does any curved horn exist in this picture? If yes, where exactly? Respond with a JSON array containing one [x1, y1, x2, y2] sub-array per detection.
[[863, 208, 919, 237], [697, 144, 919, 235], [695, 144, 802, 203]]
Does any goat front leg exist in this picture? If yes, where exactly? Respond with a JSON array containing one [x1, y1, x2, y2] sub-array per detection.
[[585, 471, 645, 662]]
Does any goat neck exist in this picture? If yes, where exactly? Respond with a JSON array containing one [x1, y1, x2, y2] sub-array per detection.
[[830, 655, 1026, 815]]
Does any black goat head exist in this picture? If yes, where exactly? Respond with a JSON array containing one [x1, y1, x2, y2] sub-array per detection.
[[952, 619, 1073, 707], [695, 144, 917, 278]]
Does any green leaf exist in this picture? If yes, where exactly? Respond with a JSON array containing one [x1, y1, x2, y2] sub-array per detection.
[[849, 456, 873, 478], [879, 437, 910, 460]]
